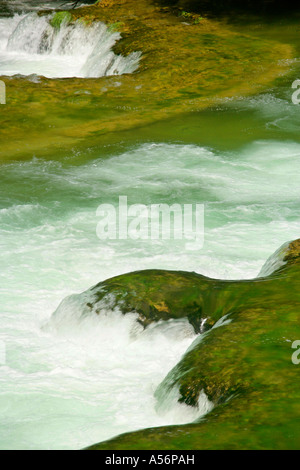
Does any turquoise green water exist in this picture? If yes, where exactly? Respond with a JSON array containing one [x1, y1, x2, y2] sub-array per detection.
[[1, 6, 300, 450]]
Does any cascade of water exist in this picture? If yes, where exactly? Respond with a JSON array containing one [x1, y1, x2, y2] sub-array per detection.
[[0, 13, 141, 78]]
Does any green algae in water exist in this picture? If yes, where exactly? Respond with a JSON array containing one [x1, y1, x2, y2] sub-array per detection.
[[0, 0, 296, 162], [49, 11, 72, 29]]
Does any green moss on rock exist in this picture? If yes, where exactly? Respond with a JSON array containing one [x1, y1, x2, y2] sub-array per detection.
[[50, 11, 72, 29], [84, 239, 300, 450]]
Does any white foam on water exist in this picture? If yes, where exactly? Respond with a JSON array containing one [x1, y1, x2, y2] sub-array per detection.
[[0, 13, 141, 78], [0, 297, 199, 449], [1, 137, 300, 449]]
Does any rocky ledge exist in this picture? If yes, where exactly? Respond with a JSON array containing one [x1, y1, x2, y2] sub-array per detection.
[[73, 238, 300, 449]]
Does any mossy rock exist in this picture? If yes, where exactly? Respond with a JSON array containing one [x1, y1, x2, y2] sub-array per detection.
[[86, 269, 222, 333], [50, 11, 72, 30], [83, 239, 300, 449]]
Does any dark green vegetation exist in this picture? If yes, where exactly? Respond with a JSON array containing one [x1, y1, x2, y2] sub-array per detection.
[[85, 239, 300, 449], [158, 0, 299, 14]]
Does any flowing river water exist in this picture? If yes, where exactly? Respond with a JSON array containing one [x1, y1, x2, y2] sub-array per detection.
[[0, 0, 300, 450]]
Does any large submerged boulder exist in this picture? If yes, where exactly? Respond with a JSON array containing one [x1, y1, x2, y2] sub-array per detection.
[[84, 270, 227, 334], [80, 238, 300, 450], [52, 238, 300, 333]]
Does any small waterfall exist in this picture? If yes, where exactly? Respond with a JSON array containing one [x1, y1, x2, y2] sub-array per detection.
[[6, 13, 51, 54], [257, 241, 289, 277], [0, 12, 141, 78]]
